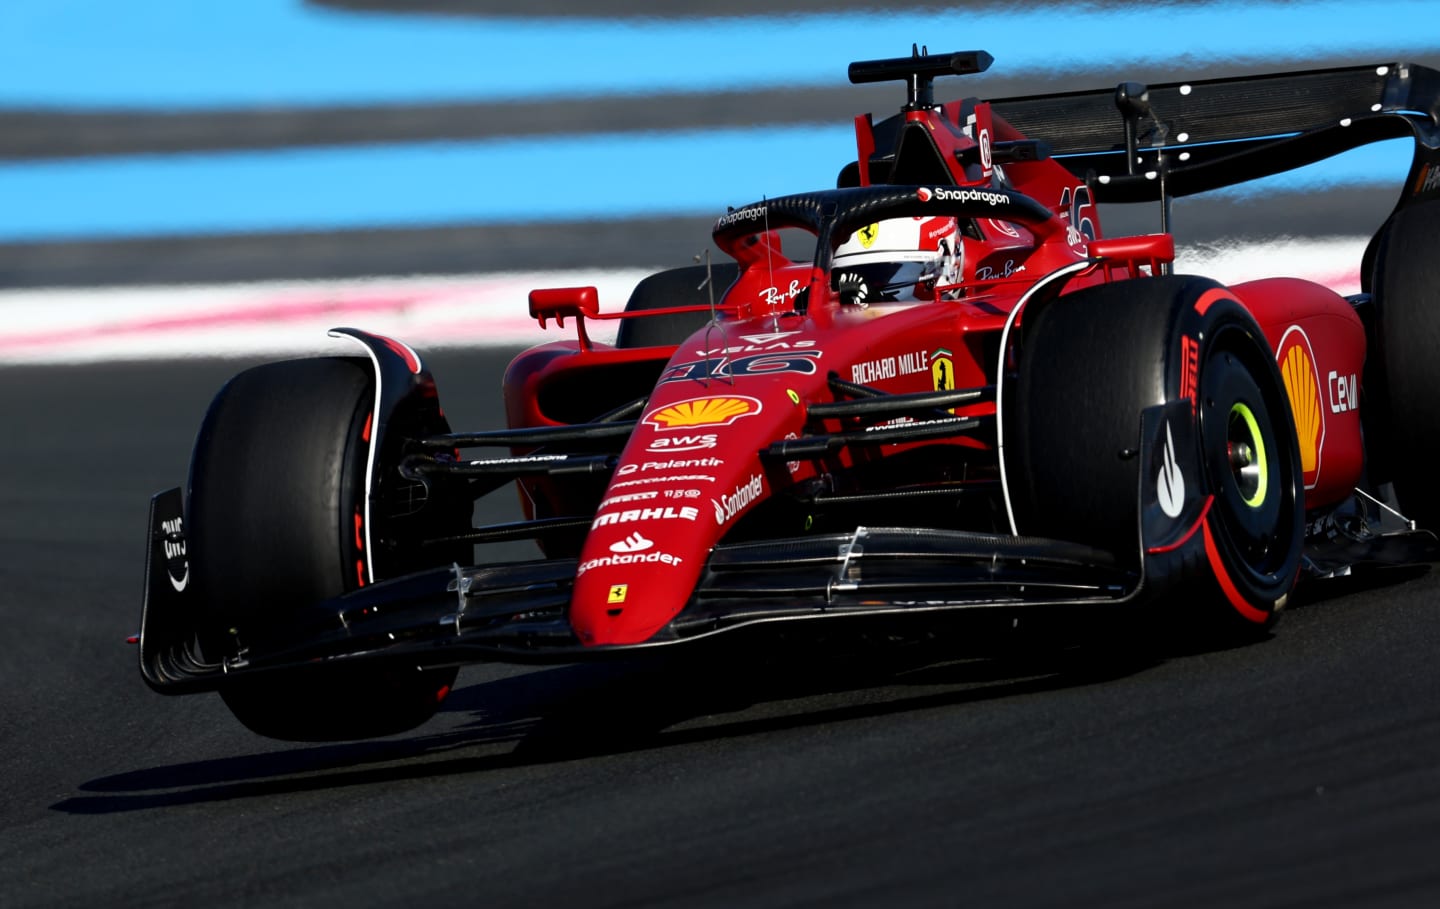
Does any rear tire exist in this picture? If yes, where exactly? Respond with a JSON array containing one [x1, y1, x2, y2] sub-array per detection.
[[1371, 200, 1440, 528], [615, 263, 739, 349], [1007, 275, 1303, 637], [188, 357, 456, 741]]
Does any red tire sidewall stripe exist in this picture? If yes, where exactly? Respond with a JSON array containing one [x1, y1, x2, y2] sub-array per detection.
[[1193, 287, 1234, 316], [1202, 513, 1270, 624], [1147, 496, 1214, 556]]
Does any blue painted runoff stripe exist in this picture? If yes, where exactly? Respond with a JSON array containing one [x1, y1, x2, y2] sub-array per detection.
[[2, 0, 1438, 108], [0, 128, 1411, 241]]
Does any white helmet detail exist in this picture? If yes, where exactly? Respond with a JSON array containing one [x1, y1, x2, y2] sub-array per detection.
[[833, 216, 961, 305]]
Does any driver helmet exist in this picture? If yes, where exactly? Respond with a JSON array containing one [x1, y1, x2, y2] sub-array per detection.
[[833, 216, 961, 305]]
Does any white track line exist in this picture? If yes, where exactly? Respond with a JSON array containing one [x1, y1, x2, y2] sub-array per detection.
[[0, 238, 1367, 365]]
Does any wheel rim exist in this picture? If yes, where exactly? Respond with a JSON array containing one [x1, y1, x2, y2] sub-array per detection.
[[1199, 336, 1297, 580], [1227, 401, 1269, 509]]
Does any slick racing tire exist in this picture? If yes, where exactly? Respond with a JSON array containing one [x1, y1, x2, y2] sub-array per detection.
[[615, 262, 739, 349], [1006, 275, 1304, 637], [188, 357, 457, 741], [1370, 199, 1440, 529]]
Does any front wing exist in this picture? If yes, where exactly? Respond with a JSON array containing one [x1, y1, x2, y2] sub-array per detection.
[[135, 400, 1214, 693], [140, 503, 1143, 694]]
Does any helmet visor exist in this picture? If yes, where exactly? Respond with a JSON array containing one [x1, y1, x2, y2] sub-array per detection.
[[832, 260, 936, 302]]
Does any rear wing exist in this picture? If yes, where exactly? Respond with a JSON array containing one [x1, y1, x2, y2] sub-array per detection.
[[987, 61, 1440, 204]]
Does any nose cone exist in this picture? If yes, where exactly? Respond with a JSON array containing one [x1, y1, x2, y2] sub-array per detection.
[[570, 320, 830, 645], [570, 391, 790, 646], [570, 502, 708, 645]]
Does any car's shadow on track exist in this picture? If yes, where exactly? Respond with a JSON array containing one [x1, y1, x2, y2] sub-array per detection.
[[53, 635, 1165, 815], [58, 564, 1433, 815]]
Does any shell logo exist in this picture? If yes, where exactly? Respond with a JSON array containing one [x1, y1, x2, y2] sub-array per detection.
[[644, 395, 762, 430], [1277, 325, 1323, 489]]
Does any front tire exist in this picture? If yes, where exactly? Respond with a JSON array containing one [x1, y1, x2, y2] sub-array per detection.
[[188, 357, 457, 741], [1007, 275, 1303, 636]]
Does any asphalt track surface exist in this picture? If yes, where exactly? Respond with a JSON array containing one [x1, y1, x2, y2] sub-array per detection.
[[5, 349, 1440, 908]]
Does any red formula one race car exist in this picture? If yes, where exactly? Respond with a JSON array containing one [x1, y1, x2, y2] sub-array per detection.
[[140, 50, 1440, 740]]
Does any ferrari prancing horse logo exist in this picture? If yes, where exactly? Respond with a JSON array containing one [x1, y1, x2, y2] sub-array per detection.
[[931, 348, 954, 392]]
